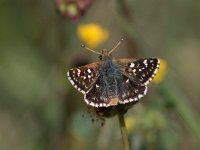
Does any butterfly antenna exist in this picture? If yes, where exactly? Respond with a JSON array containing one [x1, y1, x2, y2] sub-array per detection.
[[81, 44, 102, 55], [108, 38, 124, 55]]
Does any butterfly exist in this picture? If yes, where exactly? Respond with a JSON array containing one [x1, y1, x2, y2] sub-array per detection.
[[67, 39, 160, 108]]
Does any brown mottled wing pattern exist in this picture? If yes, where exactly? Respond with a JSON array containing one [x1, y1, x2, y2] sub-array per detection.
[[113, 58, 160, 104], [114, 58, 160, 85], [67, 62, 101, 94]]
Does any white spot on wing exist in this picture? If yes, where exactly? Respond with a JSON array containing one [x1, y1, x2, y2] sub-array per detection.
[[130, 63, 135, 68], [144, 86, 148, 95], [138, 94, 143, 99], [129, 98, 134, 102], [143, 59, 148, 67], [124, 99, 129, 103], [126, 79, 129, 83], [67, 71, 70, 77], [87, 69, 91, 73]]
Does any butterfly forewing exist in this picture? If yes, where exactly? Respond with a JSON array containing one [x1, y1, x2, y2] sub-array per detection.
[[114, 58, 160, 85], [67, 62, 101, 94]]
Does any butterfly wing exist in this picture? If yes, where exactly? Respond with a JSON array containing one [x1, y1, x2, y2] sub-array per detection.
[[67, 62, 101, 94], [113, 58, 160, 104], [84, 77, 111, 107], [114, 58, 160, 85], [117, 74, 147, 104]]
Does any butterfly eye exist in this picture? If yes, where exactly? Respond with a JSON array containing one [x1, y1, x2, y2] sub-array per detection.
[[99, 55, 103, 60]]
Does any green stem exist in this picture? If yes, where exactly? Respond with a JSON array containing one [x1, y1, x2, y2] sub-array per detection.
[[118, 114, 130, 150]]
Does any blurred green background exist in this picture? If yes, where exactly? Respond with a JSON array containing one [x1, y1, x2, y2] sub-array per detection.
[[0, 0, 200, 150]]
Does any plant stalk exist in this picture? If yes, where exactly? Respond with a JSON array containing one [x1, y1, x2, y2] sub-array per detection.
[[118, 114, 130, 150]]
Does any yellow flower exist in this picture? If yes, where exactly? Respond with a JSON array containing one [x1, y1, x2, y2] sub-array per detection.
[[77, 23, 109, 48], [153, 59, 167, 83], [125, 116, 137, 133]]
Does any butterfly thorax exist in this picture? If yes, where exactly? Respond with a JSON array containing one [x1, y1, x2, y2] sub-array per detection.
[[100, 60, 121, 78]]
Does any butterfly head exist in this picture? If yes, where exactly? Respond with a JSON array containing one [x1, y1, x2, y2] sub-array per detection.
[[81, 38, 123, 61], [99, 49, 112, 60]]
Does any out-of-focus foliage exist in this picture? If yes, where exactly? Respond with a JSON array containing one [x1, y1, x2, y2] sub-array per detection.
[[0, 0, 200, 150]]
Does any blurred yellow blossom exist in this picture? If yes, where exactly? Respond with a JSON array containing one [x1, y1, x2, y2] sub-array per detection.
[[153, 59, 167, 83], [77, 23, 109, 48], [125, 116, 137, 133]]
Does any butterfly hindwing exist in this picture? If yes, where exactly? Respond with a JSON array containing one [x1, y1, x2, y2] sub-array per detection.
[[67, 62, 101, 94], [84, 77, 110, 107], [117, 74, 147, 104]]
